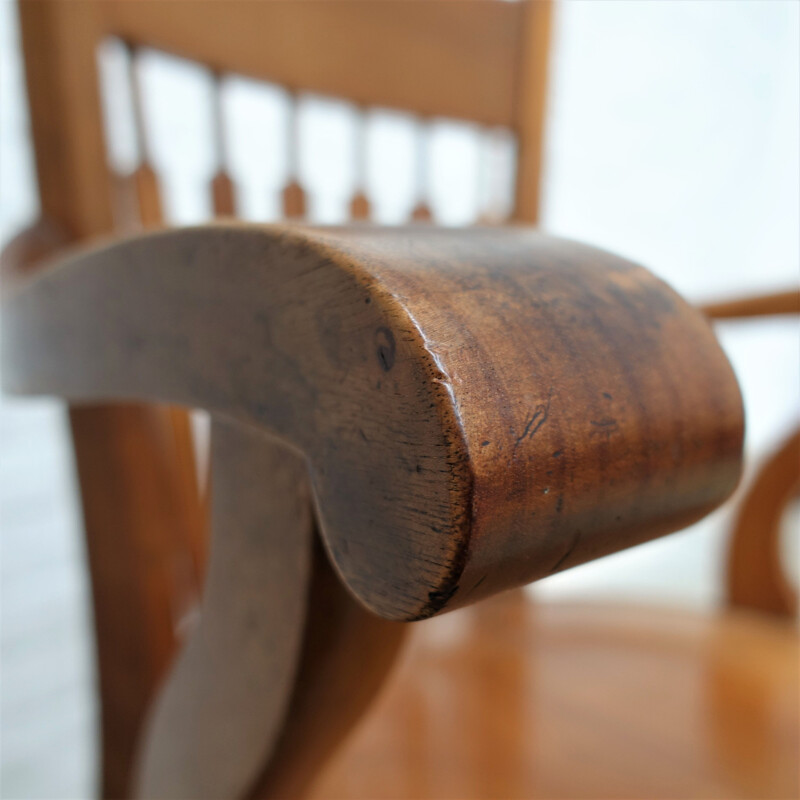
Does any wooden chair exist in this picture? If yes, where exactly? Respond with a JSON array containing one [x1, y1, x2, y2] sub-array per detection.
[[3, 2, 797, 798]]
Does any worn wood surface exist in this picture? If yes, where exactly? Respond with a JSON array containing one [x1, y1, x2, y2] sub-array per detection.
[[134, 420, 313, 798], [3, 224, 744, 621], [311, 590, 800, 800], [13, 0, 552, 793]]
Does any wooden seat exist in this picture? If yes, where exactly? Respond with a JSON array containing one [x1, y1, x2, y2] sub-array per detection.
[[314, 591, 799, 800]]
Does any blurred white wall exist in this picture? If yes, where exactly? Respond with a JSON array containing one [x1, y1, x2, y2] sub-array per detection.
[[1, 1, 798, 797]]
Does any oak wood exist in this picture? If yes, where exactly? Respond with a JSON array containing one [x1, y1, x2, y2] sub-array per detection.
[[3, 224, 744, 621], [312, 590, 800, 800]]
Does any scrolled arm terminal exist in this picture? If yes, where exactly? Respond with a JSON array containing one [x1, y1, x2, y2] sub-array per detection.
[[2, 224, 744, 621]]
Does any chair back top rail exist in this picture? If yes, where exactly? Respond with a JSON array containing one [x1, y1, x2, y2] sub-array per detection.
[[18, 0, 551, 241], [100, 0, 526, 126]]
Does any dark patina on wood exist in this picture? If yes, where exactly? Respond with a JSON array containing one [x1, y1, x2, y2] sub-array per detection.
[[2, 224, 744, 622]]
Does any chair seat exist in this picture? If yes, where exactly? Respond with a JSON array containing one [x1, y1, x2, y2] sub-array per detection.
[[312, 591, 799, 800]]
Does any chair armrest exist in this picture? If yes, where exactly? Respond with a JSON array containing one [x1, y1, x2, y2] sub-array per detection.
[[3, 223, 743, 620], [3, 223, 745, 797]]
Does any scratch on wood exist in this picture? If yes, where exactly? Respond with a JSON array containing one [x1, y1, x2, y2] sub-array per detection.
[[513, 388, 554, 453], [550, 528, 581, 573], [590, 418, 619, 438]]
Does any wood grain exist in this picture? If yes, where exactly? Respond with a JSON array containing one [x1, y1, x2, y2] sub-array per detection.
[[311, 590, 800, 800], [3, 224, 744, 621]]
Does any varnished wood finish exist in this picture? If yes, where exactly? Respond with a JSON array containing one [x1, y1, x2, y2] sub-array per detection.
[[349, 192, 371, 222], [512, 0, 553, 224], [131, 164, 163, 230], [282, 180, 308, 221], [101, 0, 524, 127], [312, 590, 800, 800], [727, 429, 799, 617], [702, 288, 800, 319], [69, 404, 206, 797], [211, 171, 237, 218], [17, 0, 110, 237], [3, 224, 744, 621], [702, 289, 799, 618]]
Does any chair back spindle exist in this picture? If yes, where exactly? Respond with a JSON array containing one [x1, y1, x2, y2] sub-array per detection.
[[281, 92, 308, 220], [125, 43, 164, 229], [410, 119, 434, 222], [348, 107, 371, 221]]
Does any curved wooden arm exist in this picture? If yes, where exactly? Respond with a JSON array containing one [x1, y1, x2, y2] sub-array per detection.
[[135, 419, 407, 798], [726, 429, 799, 617], [700, 287, 798, 618], [3, 223, 744, 621]]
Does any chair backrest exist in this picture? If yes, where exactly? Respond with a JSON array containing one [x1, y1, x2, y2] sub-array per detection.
[[13, 2, 553, 796], [20, 0, 551, 238]]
